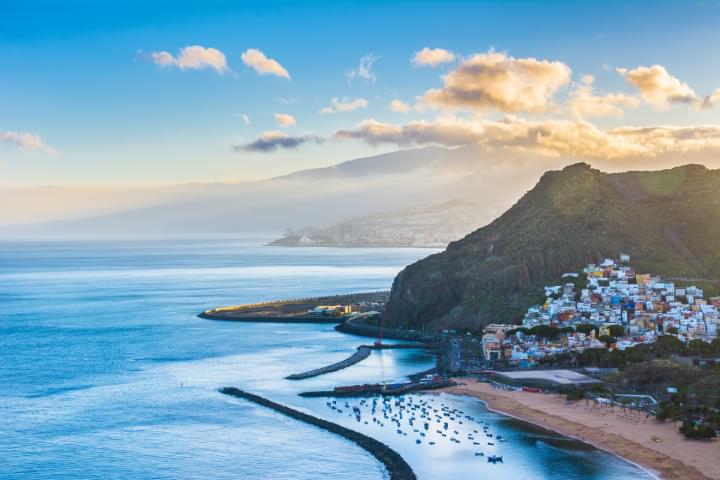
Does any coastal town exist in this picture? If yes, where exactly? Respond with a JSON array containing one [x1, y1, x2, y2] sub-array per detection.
[[203, 255, 720, 479], [482, 256, 719, 365]]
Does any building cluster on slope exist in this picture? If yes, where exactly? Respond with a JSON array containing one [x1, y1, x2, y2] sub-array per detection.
[[482, 255, 719, 364]]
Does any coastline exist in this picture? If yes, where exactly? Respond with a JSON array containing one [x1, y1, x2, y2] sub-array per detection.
[[442, 380, 718, 480], [200, 291, 389, 323]]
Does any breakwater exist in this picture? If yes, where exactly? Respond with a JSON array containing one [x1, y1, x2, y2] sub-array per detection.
[[286, 346, 372, 380], [336, 317, 441, 343], [286, 342, 445, 380], [298, 381, 452, 398], [220, 387, 416, 480]]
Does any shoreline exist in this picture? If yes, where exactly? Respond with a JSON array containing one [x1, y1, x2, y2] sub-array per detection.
[[451, 390, 661, 480], [442, 380, 718, 480]]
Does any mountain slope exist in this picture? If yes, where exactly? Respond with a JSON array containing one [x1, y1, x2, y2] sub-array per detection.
[[3, 146, 542, 237], [385, 163, 720, 332], [274, 146, 452, 180]]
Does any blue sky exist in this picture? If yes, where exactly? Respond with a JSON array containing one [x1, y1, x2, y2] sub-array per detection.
[[2, 0, 720, 186]]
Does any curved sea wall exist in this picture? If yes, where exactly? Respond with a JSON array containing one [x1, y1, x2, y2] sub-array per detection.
[[336, 316, 441, 343], [220, 387, 417, 480], [286, 346, 372, 380]]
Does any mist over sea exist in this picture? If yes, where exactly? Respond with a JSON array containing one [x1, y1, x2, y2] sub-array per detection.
[[0, 238, 651, 479]]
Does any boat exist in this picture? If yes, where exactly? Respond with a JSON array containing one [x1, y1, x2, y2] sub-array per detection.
[[487, 455, 503, 464], [474, 452, 484, 456]]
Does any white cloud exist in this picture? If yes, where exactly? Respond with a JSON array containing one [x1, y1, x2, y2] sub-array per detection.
[[702, 88, 720, 109], [150, 51, 175, 67], [334, 116, 720, 161], [234, 130, 321, 153], [346, 53, 379, 84], [233, 113, 251, 125], [0, 131, 57, 154], [150, 45, 228, 74], [274, 113, 296, 127], [617, 64, 698, 108], [419, 50, 571, 113], [412, 48, 456, 67], [319, 97, 369, 114], [389, 99, 411, 113], [569, 75, 640, 118], [241, 49, 291, 79]]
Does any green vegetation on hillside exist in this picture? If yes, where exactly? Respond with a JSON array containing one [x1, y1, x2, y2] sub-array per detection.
[[386, 163, 720, 332]]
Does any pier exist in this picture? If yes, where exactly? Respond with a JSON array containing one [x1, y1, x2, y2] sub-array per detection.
[[220, 387, 417, 480]]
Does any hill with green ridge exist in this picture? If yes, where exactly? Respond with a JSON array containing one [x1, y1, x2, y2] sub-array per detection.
[[385, 162, 720, 332]]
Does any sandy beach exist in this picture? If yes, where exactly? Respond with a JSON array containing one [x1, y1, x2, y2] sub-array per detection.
[[444, 379, 720, 480]]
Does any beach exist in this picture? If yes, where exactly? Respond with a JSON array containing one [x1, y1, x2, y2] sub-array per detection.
[[444, 380, 720, 480]]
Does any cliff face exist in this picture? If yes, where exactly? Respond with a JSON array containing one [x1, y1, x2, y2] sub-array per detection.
[[385, 163, 720, 332]]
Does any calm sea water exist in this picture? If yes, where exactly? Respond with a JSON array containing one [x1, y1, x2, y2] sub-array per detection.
[[0, 238, 651, 479]]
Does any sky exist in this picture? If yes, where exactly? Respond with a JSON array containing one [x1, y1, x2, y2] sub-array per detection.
[[2, 0, 720, 187]]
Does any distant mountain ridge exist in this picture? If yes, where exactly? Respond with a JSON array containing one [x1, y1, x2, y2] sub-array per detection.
[[274, 146, 452, 180], [385, 163, 720, 332], [3, 146, 538, 237]]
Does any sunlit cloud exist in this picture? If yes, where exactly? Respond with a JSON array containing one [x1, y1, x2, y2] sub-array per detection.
[[319, 97, 369, 114], [617, 64, 698, 109], [389, 99, 411, 113], [1, 131, 57, 154], [412, 47, 456, 67], [241, 49, 291, 79], [274, 113, 296, 127], [346, 53, 379, 84], [234, 130, 321, 153], [702, 88, 720, 109], [334, 116, 720, 160], [569, 75, 640, 118], [419, 50, 571, 113], [149, 45, 228, 74]]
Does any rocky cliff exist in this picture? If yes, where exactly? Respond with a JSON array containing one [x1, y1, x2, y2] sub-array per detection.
[[385, 163, 720, 332]]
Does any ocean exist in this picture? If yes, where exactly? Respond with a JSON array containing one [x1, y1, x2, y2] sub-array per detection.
[[0, 238, 651, 479]]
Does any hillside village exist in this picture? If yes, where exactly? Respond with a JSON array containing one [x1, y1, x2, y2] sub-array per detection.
[[482, 256, 720, 364]]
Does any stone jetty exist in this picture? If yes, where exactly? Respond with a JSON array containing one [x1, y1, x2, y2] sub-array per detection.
[[286, 346, 372, 380], [220, 387, 416, 480]]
